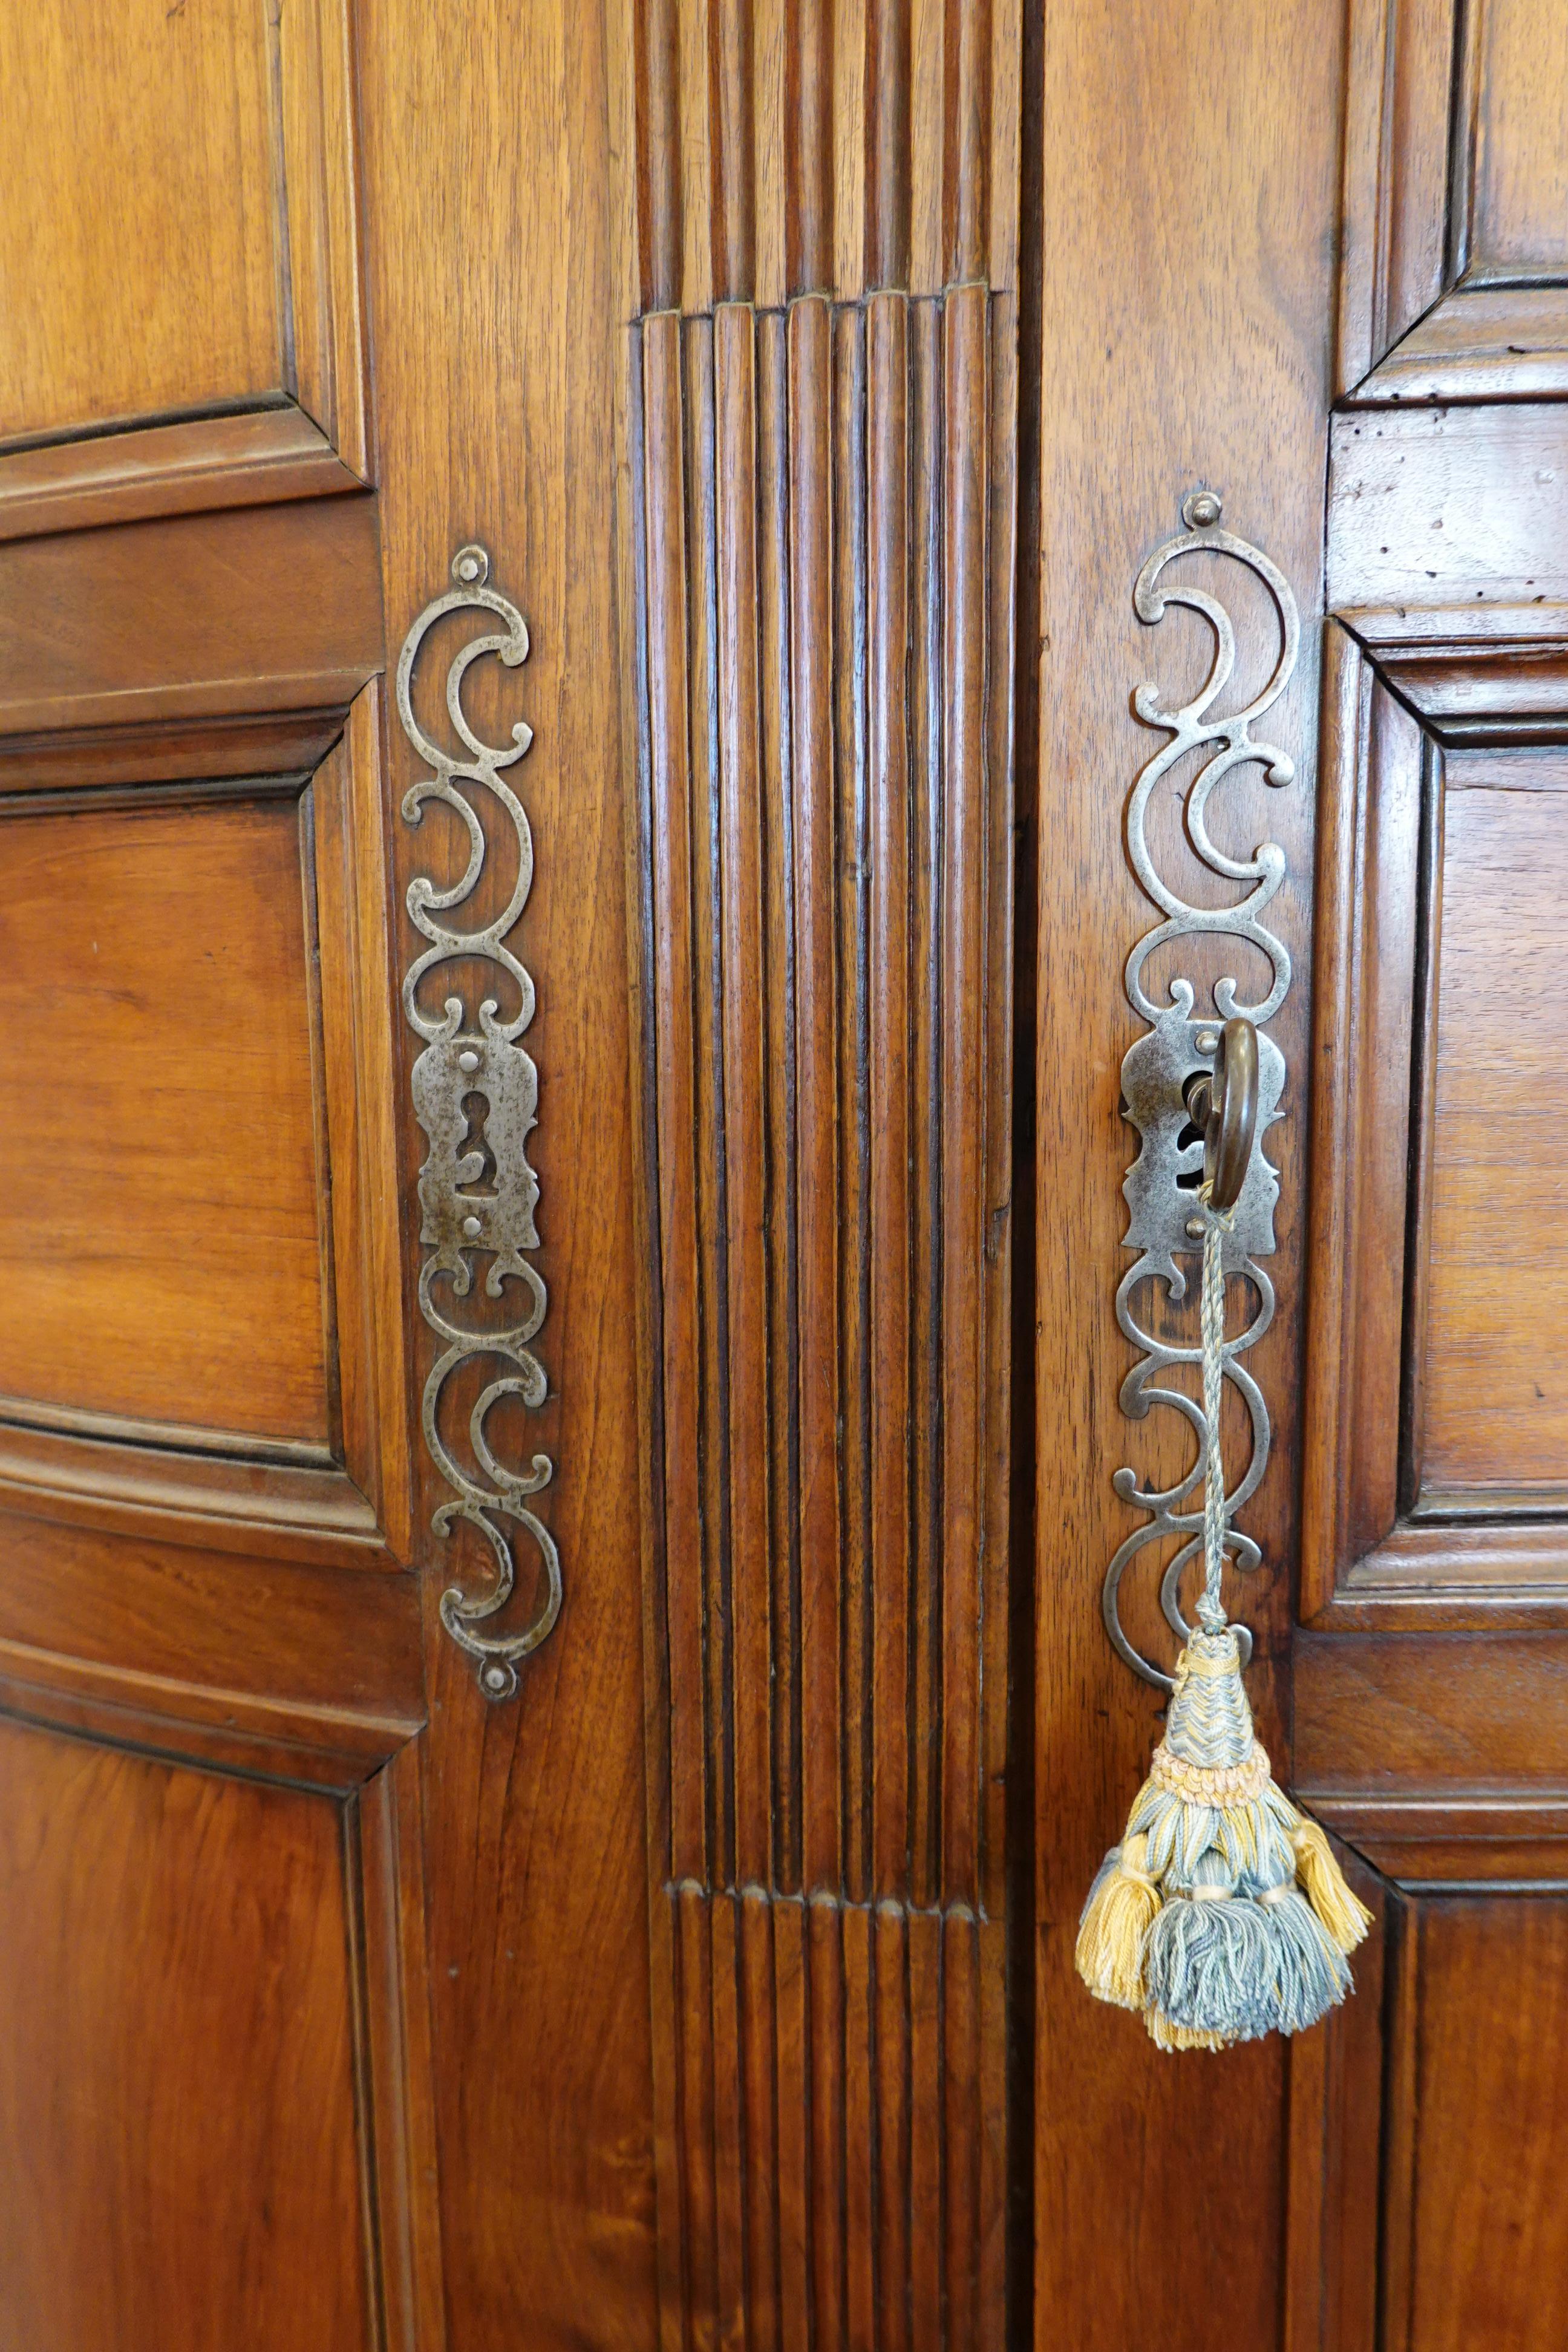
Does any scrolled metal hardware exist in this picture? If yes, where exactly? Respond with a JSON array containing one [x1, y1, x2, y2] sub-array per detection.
[[1106, 491, 1298, 1692], [397, 543, 560, 1701]]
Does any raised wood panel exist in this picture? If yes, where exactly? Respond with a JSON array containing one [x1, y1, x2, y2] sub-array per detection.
[[0, 691, 408, 1570], [632, 281, 1014, 2344], [0, 0, 368, 482], [0, 1511, 425, 1737], [0, 0, 282, 443], [1285, 1834, 1568, 2352], [1310, 471, 1568, 1611], [1421, 764, 1568, 1504], [631, 0, 1021, 310], [0, 785, 330, 1448], [1388, 1895, 1568, 2351], [0, 495, 382, 739], [1339, 0, 1568, 400], [0, 1713, 372, 2351], [1456, 0, 1568, 286]]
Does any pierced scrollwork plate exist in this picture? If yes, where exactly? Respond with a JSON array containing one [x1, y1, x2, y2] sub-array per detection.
[[1105, 490, 1299, 1692], [398, 543, 560, 1701]]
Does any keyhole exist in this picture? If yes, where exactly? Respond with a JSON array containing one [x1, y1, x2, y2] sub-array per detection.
[[459, 1092, 498, 1194], [1174, 1114, 1205, 1191]]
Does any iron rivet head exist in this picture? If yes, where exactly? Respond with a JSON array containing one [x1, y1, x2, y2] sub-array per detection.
[[462, 1215, 483, 1240], [451, 543, 489, 587], [1195, 1028, 1219, 1054], [457, 1048, 480, 1073], [1184, 490, 1223, 529], [482, 1662, 513, 1697], [1185, 1215, 1206, 1240]]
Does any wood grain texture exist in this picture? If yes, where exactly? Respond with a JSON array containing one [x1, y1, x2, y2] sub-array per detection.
[[0, 1714, 372, 2351], [0, 0, 283, 442], [357, 0, 659, 2341], [630, 0, 1021, 308], [0, 494, 383, 738], [1421, 768, 1568, 1501], [1455, 0, 1568, 285], [1384, 1894, 1568, 2352], [1307, 393, 1568, 1620], [0, 407, 364, 546], [1338, 0, 1568, 400], [1328, 406, 1568, 622], [631, 282, 1013, 2345], [0, 785, 329, 1446], [0, 0, 367, 465], [1300, 635, 1426, 1613], [1031, 0, 1345, 2342], [665, 1883, 1002, 2351]]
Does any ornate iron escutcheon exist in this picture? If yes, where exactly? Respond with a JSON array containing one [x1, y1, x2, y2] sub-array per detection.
[[397, 543, 560, 1700], [1106, 491, 1299, 1692]]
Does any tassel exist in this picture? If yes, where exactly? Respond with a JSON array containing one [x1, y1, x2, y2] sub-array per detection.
[[1075, 1831, 1161, 2010], [1290, 1814, 1373, 1956], [1077, 1199, 1372, 2051]]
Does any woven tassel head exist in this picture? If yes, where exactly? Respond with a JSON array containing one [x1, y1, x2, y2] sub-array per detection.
[[1078, 1628, 1371, 2051]]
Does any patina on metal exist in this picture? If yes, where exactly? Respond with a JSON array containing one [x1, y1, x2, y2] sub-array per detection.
[[1106, 491, 1298, 1692], [397, 543, 559, 1701]]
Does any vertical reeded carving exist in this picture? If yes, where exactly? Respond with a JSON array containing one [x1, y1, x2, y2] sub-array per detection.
[[626, 10, 1021, 2334], [628, 0, 1021, 310], [632, 284, 1011, 2345]]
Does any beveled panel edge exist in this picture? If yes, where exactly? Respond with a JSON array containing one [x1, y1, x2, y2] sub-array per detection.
[[0, 1421, 396, 1573], [1344, 285, 1568, 408], [0, 1632, 422, 1790], [0, 700, 410, 1574], [0, 705, 353, 792], [1303, 617, 1568, 1628], [0, 403, 363, 547], [1301, 1792, 1568, 1889]]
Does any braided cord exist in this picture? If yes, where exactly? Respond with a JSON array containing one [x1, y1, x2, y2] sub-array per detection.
[[1197, 1190, 1234, 1633]]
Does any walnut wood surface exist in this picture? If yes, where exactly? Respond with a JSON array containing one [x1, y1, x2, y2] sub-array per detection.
[[1421, 769, 1568, 1500], [0, 0, 367, 466], [9, 1, 1568, 2346], [0, 1714, 373, 2349], [357, 1, 661, 2341], [0, 786, 329, 1443], [0, 496, 384, 737], [0, 406, 364, 546], [623, 16, 1020, 2339], [1031, 0, 1344, 2341], [0, 0, 283, 442]]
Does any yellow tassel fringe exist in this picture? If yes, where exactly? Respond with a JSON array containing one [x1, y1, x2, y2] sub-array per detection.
[[1145, 2008, 1226, 2054], [1074, 1832, 1161, 2010], [1291, 1815, 1373, 1956]]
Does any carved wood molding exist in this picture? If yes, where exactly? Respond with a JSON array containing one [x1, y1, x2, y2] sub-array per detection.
[[629, 0, 1021, 311], [629, 281, 1015, 2342]]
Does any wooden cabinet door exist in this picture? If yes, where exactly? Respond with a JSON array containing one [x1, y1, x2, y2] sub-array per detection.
[[0, 4, 652, 2347], [17, 4, 1563, 2348], [0, 6, 1025, 2350], [1034, 2, 1568, 2347]]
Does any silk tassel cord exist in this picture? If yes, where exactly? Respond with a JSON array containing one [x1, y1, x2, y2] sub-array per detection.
[[1074, 1187, 1373, 2049]]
